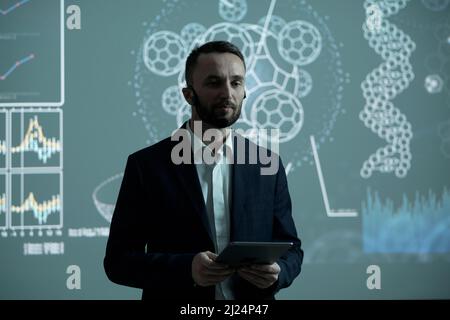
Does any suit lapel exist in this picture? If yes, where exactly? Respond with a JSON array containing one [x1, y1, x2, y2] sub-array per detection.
[[171, 122, 214, 243], [172, 161, 214, 242]]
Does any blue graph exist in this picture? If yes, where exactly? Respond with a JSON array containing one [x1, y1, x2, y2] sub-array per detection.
[[363, 188, 450, 254], [0, 54, 35, 81]]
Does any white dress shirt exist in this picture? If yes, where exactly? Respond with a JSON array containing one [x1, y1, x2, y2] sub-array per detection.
[[187, 121, 234, 300]]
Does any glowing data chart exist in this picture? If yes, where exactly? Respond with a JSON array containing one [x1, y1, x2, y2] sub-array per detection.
[[0, 0, 64, 107], [310, 135, 358, 217], [11, 109, 62, 169], [10, 172, 62, 232]]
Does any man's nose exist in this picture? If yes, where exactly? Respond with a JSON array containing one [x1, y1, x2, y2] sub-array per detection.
[[219, 82, 233, 99]]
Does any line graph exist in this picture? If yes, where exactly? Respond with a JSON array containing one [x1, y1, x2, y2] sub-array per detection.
[[0, 54, 35, 81], [310, 135, 358, 217], [12, 192, 61, 225], [11, 115, 61, 164], [1, 110, 63, 236], [10, 172, 63, 230], [0, 0, 30, 16], [0, 0, 64, 107]]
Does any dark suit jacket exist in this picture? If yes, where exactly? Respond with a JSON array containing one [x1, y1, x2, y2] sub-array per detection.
[[104, 123, 303, 300]]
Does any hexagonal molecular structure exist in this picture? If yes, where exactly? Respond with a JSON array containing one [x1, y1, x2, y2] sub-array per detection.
[[162, 85, 183, 115], [245, 51, 299, 95], [238, 22, 301, 96], [218, 0, 248, 22], [143, 31, 186, 76], [424, 74, 444, 93], [197, 22, 255, 67], [250, 89, 304, 143], [296, 69, 313, 98], [249, 55, 277, 85], [365, 3, 383, 33], [365, 0, 407, 17], [180, 23, 206, 47], [278, 20, 322, 66]]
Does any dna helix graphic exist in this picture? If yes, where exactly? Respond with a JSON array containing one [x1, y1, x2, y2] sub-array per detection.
[[360, 0, 416, 178]]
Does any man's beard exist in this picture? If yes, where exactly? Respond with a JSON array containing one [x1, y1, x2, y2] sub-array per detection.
[[191, 89, 242, 129]]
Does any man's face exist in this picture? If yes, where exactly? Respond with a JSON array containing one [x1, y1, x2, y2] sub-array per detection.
[[184, 52, 246, 129]]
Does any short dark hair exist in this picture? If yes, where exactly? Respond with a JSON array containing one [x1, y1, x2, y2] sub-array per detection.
[[184, 40, 246, 86]]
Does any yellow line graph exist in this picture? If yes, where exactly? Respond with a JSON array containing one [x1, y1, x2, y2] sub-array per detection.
[[12, 192, 61, 224], [11, 116, 61, 163]]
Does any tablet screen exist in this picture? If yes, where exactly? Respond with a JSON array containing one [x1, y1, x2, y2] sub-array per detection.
[[215, 241, 293, 267]]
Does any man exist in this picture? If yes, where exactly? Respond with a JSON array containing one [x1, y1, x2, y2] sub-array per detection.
[[104, 41, 303, 300]]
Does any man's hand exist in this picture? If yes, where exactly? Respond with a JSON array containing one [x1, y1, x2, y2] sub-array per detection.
[[192, 251, 235, 287], [237, 262, 280, 289]]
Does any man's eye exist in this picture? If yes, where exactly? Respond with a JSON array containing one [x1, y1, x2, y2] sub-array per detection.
[[232, 81, 242, 86]]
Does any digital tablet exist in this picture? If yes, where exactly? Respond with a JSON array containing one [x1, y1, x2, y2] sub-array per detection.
[[215, 241, 293, 267]]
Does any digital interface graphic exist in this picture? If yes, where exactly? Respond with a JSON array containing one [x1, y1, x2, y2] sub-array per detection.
[[0, 0, 64, 107], [0, 0, 449, 300]]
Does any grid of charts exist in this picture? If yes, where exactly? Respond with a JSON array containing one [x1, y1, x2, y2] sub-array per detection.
[[0, 0, 64, 237]]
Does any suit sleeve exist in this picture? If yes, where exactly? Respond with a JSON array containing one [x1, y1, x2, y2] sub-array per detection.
[[103, 154, 195, 290], [271, 157, 304, 294]]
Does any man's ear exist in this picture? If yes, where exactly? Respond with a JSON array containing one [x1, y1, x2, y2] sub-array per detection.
[[182, 87, 193, 106]]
